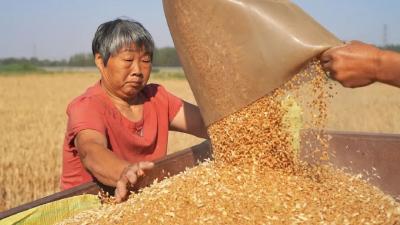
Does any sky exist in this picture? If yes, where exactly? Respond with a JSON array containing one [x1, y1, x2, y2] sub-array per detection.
[[0, 0, 399, 60]]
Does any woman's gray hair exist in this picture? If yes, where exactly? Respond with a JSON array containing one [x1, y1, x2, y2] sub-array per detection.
[[92, 18, 155, 66]]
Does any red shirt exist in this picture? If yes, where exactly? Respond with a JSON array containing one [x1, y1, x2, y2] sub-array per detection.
[[61, 81, 182, 190]]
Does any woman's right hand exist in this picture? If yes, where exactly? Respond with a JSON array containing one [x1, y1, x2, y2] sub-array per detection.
[[114, 161, 154, 203]]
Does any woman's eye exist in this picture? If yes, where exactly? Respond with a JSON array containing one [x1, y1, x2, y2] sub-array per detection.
[[123, 57, 134, 62], [142, 57, 151, 63]]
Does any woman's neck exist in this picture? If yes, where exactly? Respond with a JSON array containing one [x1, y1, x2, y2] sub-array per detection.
[[100, 81, 143, 108]]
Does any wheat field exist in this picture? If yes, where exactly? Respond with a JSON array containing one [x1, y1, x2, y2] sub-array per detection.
[[0, 72, 399, 211]]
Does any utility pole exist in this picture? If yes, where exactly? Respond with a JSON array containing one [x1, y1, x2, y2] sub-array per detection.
[[383, 24, 388, 47], [33, 43, 37, 59]]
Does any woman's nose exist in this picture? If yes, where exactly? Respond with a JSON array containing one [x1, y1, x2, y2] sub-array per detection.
[[130, 61, 143, 77]]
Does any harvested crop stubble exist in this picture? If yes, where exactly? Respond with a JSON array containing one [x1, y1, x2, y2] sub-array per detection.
[[58, 61, 400, 224]]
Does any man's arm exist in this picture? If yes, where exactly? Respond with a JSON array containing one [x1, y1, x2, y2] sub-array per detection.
[[320, 41, 400, 88], [169, 101, 209, 139], [74, 129, 154, 202], [378, 50, 400, 87]]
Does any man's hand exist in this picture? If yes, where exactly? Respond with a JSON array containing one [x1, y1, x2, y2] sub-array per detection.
[[320, 41, 382, 88], [114, 161, 154, 203]]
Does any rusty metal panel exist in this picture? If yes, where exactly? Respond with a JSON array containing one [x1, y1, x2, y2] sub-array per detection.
[[300, 130, 400, 201], [132, 141, 212, 192]]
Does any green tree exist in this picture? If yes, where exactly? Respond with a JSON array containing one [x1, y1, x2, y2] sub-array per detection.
[[68, 53, 95, 67], [153, 47, 181, 67], [382, 44, 400, 53]]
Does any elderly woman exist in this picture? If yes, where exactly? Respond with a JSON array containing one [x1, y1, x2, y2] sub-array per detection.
[[61, 18, 208, 202]]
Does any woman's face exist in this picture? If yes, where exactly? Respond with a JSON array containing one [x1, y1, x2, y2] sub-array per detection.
[[96, 43, 152, 100]]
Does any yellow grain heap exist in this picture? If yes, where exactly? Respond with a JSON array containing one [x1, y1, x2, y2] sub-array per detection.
[[58, 61, 400, 224]]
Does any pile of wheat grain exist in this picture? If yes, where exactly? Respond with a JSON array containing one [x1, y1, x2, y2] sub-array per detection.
[[58, 162, 400, 224], [58, 61, 400, 224]]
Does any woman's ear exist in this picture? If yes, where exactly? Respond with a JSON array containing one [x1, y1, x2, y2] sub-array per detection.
[[94, 53, 106, 73]]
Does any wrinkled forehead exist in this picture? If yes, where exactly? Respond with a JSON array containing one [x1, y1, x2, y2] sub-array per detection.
[[116, 43, 151, 55]]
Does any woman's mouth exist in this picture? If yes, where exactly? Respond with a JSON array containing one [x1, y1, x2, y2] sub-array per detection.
[[126, 81, 142, 87]]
